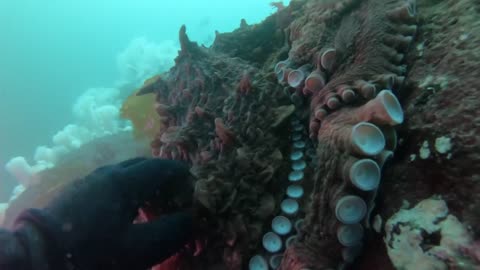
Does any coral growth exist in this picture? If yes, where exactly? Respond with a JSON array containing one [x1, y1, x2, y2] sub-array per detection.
[[384, 198, 476, 270]]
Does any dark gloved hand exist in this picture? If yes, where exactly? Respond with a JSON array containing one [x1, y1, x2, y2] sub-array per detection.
[[4, 157, 195, 270]]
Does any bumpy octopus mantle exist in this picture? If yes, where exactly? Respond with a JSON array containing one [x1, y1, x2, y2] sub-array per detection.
[[135, 0, 479, 269]]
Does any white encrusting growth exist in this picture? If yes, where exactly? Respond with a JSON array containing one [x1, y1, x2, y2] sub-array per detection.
[[434, 136, 452, 154], [385, 198, 472, 270], [419, 140, 430, 159]]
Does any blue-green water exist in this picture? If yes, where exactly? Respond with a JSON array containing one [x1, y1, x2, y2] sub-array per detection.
[[0, 0, 288, 201]]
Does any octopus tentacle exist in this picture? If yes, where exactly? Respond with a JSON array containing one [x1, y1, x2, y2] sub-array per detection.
[[275, 0, 417, 268]]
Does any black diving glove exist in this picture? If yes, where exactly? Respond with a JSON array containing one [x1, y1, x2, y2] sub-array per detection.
[[0, 157, 195, 270]]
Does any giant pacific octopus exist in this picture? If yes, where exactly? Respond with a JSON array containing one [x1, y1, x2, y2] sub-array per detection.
[[137, 0, 418, 269]]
